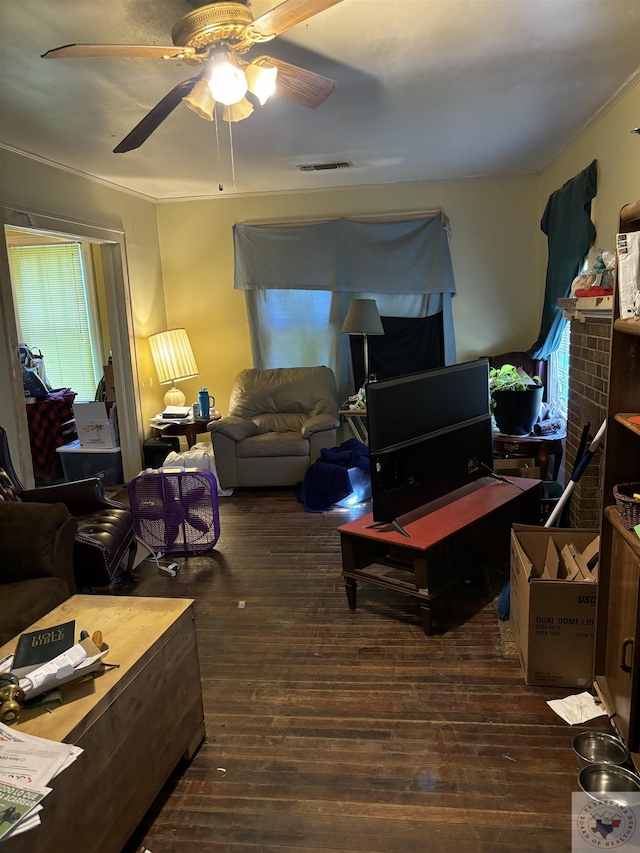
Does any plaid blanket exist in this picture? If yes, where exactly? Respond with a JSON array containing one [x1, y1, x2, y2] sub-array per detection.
[[26, 388, 76, 473]]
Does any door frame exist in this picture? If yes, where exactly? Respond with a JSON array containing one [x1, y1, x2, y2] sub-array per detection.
[[0, 205, 142, 486]]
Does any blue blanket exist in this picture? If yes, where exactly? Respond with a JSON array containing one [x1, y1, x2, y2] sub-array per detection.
[[301, 438, 369, 513]]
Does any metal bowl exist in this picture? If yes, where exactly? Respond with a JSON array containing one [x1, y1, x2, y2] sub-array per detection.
[[578, 763, 640, 807], [573, 731, 629, 766]]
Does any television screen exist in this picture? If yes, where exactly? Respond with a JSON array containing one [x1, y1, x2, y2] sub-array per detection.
[[366, 359, 493, 523]]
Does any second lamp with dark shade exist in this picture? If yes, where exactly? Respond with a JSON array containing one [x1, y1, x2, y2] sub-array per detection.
[[341, 299, 384, 384]]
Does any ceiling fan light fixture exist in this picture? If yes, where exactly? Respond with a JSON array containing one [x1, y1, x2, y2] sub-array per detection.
[[208, 54, 247, 106], [222, 97, 254, 123], [183, 79, 216, 120], [245, 61, 278, 105]]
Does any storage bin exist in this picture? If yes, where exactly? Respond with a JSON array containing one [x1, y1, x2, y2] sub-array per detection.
[[56, 440, 123, 485]]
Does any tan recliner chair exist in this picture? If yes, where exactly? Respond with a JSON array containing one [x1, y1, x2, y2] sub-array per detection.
[[208, 367, 340, 488]]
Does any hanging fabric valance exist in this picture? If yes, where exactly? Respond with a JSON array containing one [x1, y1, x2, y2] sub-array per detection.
[[233, 213, 456, 295]]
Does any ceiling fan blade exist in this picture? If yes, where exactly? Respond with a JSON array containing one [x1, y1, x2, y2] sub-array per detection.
[[113, 77, 200, 154], [256, 56, 335, 108], [248, 0, 344, 41], [42, 43, 195, 60]]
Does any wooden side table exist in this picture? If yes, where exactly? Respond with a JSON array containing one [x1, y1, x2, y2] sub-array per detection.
[[151, 416, 218, 449], [493, 430, 565, 481], [339, 408, 368, 445]]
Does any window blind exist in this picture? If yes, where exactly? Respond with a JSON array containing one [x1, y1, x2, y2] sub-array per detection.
[[9, 243, 101, 401]]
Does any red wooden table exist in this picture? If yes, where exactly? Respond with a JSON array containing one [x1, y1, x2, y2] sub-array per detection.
[[338, 476, 541, 634]]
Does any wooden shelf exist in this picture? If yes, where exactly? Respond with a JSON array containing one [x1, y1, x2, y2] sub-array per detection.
[[605, 505, 640, 559], [594, 200, 640, 755], [614, 317, 640, 336], [614, 413, 640, 436], [620, 200, 640, 228], [558, 295, 613, 320]]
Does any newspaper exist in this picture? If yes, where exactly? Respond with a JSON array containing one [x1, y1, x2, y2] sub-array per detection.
[[0, 722, 83, 838], [0, 779, 50, 842], [0, 722, 82, 786]]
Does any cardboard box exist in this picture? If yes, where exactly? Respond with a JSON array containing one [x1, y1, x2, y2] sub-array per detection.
[[103, 363, 116, 402], [510, 524, 599, 688], [494, 458, 541, 479], [56, 440, 123, 485], [73, 402, 119, 449]]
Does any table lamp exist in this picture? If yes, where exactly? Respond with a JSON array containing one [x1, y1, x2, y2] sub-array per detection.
[[341, 299, 384, 383], [148, 328, 199, 406]]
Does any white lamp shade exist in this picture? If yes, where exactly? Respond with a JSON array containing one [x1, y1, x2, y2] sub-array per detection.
[[245, 61, 278, 105], [341, 299, 384, 335], [149, 328, 199, 385], [222, 97, 254, 123], [183, 79, 216, 121]]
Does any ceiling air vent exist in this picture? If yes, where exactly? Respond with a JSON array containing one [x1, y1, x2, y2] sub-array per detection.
[[297, 162, 352, 172]]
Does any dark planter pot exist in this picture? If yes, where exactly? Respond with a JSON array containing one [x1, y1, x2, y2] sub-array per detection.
[[492, 386, 544, 436]]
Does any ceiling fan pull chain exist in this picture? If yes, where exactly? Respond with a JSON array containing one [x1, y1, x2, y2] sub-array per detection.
[[213, 107, 223, 192], [228, 120, 237, 194]]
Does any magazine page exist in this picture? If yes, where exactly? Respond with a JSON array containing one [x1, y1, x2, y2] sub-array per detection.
[[0, 779, 50, 842]]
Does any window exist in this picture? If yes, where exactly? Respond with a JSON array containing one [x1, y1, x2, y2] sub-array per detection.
[[248, 289, 340, 368], [548, 319, 570, 421], [8, 241, 104, 401]]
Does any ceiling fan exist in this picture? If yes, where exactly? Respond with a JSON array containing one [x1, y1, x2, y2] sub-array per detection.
[[42, 0, 344, 154]]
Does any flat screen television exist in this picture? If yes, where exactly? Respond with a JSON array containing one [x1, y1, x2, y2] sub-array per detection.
[[367, 359, 494, 524]]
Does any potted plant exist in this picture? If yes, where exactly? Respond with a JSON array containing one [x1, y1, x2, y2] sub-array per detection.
[[489, 363, 544, 436]]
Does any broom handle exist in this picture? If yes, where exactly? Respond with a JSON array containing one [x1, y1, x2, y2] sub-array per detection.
[[544, 419, 607, 528]]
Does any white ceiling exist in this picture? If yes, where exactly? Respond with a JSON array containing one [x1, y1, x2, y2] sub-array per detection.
[[1, 0, 639, 202]]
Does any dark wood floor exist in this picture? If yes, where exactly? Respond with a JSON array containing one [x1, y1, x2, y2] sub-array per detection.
[[116, 488, 593, 852]]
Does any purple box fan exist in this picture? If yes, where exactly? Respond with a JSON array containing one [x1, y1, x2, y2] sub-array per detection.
[[128, 467, 220, 554]]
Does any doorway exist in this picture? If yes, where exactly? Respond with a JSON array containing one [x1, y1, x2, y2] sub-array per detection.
[[0, 206, 142, 488], [6, 230, 109, 482]]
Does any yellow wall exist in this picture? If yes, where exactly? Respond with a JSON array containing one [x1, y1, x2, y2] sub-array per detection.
[[539, 80, 640, 265], [0, 149, 168, 430], [156, 177, 542, 413]]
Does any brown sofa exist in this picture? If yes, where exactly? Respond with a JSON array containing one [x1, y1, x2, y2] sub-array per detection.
[[0, 426, 137, 590], [207, 366, 340, 488], [0, 500, 77, 646]]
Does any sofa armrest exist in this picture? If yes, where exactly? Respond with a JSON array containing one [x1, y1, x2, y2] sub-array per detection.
[[0, 501, 77, 592], [207, 432, 238, 489], [208, 417, 259, 443], [20, 477, 116, 516], [301, 413, 341, 438]]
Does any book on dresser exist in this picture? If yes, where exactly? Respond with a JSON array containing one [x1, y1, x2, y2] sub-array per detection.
[[10, 620, 75, 678]]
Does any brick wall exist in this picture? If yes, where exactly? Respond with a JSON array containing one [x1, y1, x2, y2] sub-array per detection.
[[565, 317, 610, 528]]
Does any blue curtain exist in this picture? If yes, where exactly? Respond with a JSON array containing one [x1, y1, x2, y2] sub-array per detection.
[[233, 214, 457, 376], [529, 160, 597, 359], [233, 215, 456, 295]]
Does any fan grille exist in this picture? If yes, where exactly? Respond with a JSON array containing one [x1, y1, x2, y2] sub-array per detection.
[[129, 469, 220, 554]]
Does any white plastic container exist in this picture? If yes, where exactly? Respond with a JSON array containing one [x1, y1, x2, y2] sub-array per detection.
[[56, 440, 123, 485]]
